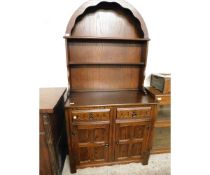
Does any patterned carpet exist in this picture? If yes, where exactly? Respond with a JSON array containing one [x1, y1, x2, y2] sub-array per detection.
[[62, 153, 171, 175]]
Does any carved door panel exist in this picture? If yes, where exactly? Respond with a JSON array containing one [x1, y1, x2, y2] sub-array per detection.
[[71, 109, 111, 166], [72, 123, 110, 165], [115, 121, 150, 161]]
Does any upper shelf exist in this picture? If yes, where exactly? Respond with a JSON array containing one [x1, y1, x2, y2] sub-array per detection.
[[64, 36, 150, 42], [68, 62, 146, 66]]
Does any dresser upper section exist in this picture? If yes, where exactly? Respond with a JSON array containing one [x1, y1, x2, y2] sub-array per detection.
[[64, 0, 148, 38], [64, 0, 150, 92]]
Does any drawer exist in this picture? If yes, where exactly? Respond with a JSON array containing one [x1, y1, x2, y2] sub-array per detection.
[[156, 95, 170, 105], [71, 109, 110, 122], [117, 107, 152, 119]]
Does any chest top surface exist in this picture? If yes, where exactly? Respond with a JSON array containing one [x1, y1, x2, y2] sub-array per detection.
[[39, 88, 66, 113]]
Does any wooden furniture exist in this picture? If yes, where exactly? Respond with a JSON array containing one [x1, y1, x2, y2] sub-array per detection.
[[146, 87, 171, 154], [64, 0, 157, 173], [40, 88, 67, 175]]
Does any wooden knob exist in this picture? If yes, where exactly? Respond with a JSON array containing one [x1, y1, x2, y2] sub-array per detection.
[[73, 116, 77, 120], [132, 115, 137, 118], [132, 112, 137, 118], [104, 144, 109, 148], [89, 113, 93, 120]]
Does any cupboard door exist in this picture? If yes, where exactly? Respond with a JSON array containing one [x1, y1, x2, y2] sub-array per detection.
[[115, 121, 150, 161], [72, 124, 110, 165], [71, 108, 111, 166]]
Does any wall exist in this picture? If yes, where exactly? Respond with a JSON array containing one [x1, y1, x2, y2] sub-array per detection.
[[1, 1, 210, 175], [37, 0, 173, 87]]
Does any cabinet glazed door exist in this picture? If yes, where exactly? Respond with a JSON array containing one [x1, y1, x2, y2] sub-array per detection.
[[115, 120, 151, 161], [71, 109, 111, 166]]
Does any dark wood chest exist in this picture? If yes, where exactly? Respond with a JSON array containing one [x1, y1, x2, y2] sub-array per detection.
[[63, 0, 158, 173], [39, 88, 67, 175]]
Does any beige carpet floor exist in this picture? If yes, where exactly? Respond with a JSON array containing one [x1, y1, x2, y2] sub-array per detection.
[[62, 153, 171, 175]]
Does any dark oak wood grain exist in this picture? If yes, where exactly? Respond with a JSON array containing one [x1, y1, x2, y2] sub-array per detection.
[[68, 41, 147, 64], [115, 120, 151, 161], [64, 36, 150, 41], [40, 88, 67, 175], [64, 0, 149, 92], [65, 0, 149, 38], [40, 121, 52, 175], [66, 104, 157, 172], [63, 0, 156, 173], [66, 91, 156, 108], [70, 67, 144, 91]]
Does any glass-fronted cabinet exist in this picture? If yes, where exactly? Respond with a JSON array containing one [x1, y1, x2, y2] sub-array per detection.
[[146, 87, 171, 154]]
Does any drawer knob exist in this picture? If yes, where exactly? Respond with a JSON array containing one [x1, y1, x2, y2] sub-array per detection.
[[89, 113, 93, 120], [104, 144, 109, 148], [73, 116, 77, 120], [132, 115, 137, 118], [132, 112, 137, 118], [157, 97, 162, 101]]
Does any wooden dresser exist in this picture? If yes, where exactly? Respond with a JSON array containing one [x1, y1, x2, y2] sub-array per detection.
[[63, 0, 158, 173], [146, 87, 171, 154], [39, 88, 67, 175]]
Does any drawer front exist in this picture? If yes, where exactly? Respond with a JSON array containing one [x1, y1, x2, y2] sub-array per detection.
[[117, 107, 152, 119], [71, 109, 110, 122], [156, 96, 170, 105]]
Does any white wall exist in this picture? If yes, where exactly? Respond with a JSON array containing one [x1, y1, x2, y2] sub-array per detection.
[[37, 0, 173, 87], [1, 1, 210, 174]]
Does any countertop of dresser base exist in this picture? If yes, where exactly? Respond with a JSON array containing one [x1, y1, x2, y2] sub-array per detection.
[[65, 90, 157, 108]]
